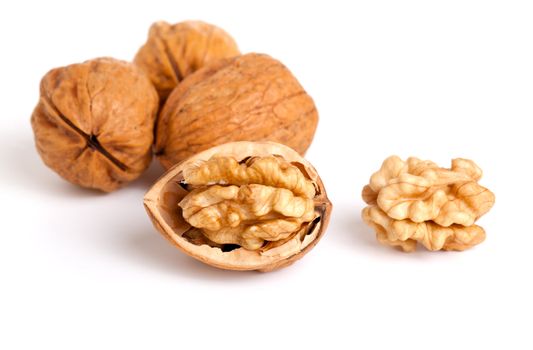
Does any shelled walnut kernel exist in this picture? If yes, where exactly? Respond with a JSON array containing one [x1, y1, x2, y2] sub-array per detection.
[[179, 156, 317, 250], [361, 156, 495, 252]]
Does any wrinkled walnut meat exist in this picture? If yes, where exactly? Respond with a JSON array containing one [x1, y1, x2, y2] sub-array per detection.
[[361, 156, 495, 252], [179, 156, 317, 250], [155, 53, 318, 169], [144, 141, 332, 271], [31, 57, 159, 192], [134, 20, 240, 102]]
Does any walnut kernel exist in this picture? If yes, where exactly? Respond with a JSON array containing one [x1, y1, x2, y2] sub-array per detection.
[[179, 156, 317, 250], [361, 156, 495, 252]]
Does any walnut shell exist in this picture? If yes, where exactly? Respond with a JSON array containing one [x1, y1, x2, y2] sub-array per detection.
[[31, 57, 159, 192], [144, 141, 332, 272], [134, 20, 240, 102], [155, 53, 319, 169]]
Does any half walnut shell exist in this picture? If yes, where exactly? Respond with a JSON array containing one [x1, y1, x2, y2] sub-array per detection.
[[144, 141, 332, 272]]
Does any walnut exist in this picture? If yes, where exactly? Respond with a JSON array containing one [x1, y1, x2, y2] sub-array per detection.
[[144, 141, 331, 271], [31, 57, 159, 192], [155, 53, 319, 169], [179, 157, 316, 250], [134, 20, 239, 102], [361, 156, 495, 252]]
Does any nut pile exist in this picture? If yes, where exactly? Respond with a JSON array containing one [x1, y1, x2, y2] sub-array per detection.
[[361, 156, 495, 252], [31, 20, 318, 193], [30, 19, 496, 272], [31, 20, 326, 271]]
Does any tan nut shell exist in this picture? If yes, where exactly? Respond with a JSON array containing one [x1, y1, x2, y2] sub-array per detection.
[[155, 53, 319, 169], [144, 141, 332, 272], [134, 20, 240, 102], [31, 57, 159, 192]]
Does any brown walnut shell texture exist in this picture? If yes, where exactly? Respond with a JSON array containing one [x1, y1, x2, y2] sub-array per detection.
[[155, 53, 319, 169], [134, 20, 240, 102], [31, 58, 159, 192], [144, 141, 332, 272]]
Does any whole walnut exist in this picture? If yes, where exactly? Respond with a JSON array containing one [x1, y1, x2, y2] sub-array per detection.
[[134, 20, 240, 102], [31, 57, 159, 192], [155, 53, 319, 169]]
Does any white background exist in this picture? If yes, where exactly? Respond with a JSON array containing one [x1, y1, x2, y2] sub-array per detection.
[[1, 1, 531, 349]]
